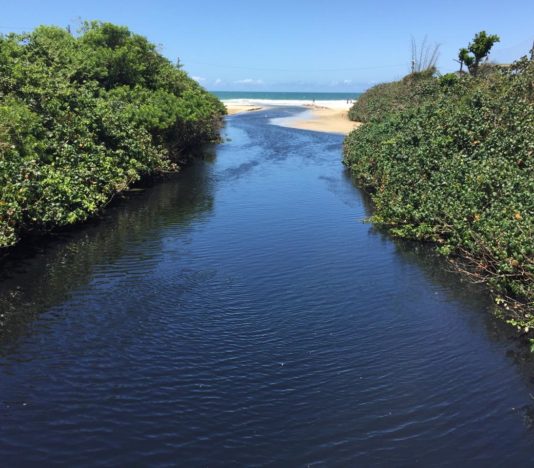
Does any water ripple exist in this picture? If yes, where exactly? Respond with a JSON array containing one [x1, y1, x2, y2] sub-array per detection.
[[0, 107, 533, 465]]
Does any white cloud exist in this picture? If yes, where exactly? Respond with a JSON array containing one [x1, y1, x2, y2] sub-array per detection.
[[343, 79, 352, 84], [214, 78, 223, 85], [234, 78, 264, 85], [192, 76, 206, 82]]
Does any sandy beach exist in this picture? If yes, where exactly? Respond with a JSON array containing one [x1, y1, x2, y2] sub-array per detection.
[[225, 104, 264, 115], [225, 100, 361, 134], [223, 99, 361, 135], [279, 105, 361, 135]]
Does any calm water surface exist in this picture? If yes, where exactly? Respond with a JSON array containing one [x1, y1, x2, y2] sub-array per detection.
[[1, 108, 534, 466]]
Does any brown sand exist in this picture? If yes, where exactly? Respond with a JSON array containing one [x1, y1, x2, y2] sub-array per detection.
[[283, 105, 361, 135], [225, 104, 264, 115], [225, 103, 361, 134]]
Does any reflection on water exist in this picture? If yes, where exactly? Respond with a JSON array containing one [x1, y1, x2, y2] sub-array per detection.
[[1, 108, 534, 465], [0, 160, 214, 345]]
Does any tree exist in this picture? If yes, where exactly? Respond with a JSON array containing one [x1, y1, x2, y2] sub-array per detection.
[[458, 31, 500, 76], [457, 48, 473, 73]]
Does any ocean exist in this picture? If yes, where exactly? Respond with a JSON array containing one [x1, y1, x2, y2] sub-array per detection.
[[213, 91, 361, 101], [213, 91, 361, 109]]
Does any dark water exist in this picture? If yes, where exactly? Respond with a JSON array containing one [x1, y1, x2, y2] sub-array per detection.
[[1, 108, 534, 466]]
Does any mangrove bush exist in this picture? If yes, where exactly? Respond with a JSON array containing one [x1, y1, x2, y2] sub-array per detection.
[[344, 56, 533, 318], [0, 22, 225, 248]]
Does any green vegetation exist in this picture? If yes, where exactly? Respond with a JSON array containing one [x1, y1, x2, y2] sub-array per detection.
[[457, 31, 500, 76], [347, 68, 437, 123], [344, 44, 533, 322], [0, 22, 225, 248]]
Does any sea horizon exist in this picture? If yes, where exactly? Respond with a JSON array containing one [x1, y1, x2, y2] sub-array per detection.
[[213, 91, 362, 101]]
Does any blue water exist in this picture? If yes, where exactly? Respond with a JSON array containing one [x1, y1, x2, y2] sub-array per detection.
[[1, 107, 534, 465], [214, 91, 361, 101]]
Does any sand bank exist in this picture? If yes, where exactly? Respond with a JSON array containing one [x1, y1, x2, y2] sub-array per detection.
[[225, 104, 264, 115], [224, 99, 361, 134], [278, 105, 361, 135]]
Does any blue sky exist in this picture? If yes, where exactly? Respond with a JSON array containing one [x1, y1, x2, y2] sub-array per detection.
[[2, 0, 533, 91]]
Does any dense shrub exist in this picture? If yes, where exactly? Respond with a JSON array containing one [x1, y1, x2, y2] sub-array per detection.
[[0, 22, 225, 247], [348, 68, 438, 122], [344, 58, 533, 317]]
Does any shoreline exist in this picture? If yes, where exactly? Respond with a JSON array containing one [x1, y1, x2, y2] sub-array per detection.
[[225, 104, 265, 115], [224, 99, 361, 134], [276, 105, 361, 135]]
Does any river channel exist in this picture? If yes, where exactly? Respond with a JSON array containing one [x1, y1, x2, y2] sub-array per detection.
[[1, 108, 534, 465]]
